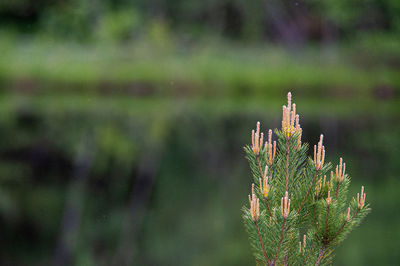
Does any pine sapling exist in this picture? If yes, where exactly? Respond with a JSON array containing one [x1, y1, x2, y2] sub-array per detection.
[[243, 92, 370, 265]]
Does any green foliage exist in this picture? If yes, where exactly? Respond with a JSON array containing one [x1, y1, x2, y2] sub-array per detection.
[[243, 94, 370, 265], [96, 9, 142, 42], [1, 0, 400, 41], [40, 0, 96, 40]]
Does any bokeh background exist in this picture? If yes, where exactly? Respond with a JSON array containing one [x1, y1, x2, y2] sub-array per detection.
[[0, 0, 399, 265]]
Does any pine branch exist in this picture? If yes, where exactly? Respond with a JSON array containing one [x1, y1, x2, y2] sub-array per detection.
[[256, 155, 272, 217], [335, 182, 341, 200], [296, 170, 318, 214], [274, 219, 287, 264], [264, 199, 273, 217], [255, 221, 271, 264], [257, 156, 263, 179], [285, 140, 290, 192], [315, 246, 325, 266], [312, 204, 318, 229], [328, 209, 359, 243], [323, 203, 331, 242]]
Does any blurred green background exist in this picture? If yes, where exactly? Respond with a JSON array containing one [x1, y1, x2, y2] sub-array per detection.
[[0, 0, 399, 265]]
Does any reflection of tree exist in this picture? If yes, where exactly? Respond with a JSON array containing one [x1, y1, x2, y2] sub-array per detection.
[[54, 135, 95, 266]]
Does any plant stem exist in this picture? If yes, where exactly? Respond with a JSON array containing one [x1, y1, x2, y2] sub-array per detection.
[[264, 199, 273, 217], [315, 246, 325, 266], [257, 156, 263, 179], [285, 140, 290, 192], [256, 156, 273, 217], [274, 218, 286, 264], [313, 204, 318, 229], [335, 182, 340, 200], [297, 170, 319, 214], [329, 209, 360, 243], [255, 221, 270, 264], [323, 204, 330, 238]]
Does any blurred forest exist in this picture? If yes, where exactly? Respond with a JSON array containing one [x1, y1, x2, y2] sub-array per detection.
[[0, 0, 399, 265]]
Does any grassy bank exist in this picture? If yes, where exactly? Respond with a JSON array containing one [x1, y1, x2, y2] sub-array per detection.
[[1, 35, 399, 100]]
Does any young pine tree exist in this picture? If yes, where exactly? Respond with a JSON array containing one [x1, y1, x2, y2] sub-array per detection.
[[243, 93, 370, 265]]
